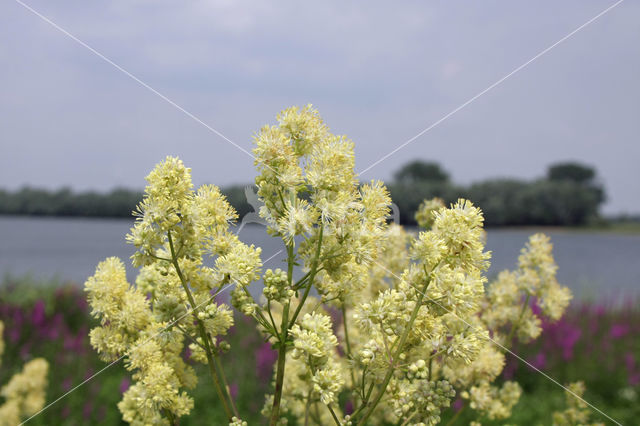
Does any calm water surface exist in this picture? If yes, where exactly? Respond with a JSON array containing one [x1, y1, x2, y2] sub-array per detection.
[[1, 216, 638, 301]]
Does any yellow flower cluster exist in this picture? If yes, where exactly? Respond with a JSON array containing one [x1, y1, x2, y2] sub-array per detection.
[[388, 378, 456, 425], [262, 268, 294, 303], [464, 381, 521, 420], [0, 321, 49, 426], [482, 233, 572, 343], [347, 199, 491, 425], [415, 197, 445, 230], [86, 258, 196, 424], [86, 157, 262, 424], [229, 416, 248, 426], [253, 104, 391, 302], [290, 313, 344, 405], [87, 107, 578, 426]]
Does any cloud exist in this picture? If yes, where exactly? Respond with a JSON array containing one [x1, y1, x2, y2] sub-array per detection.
[[441, 61, 462, 80], [0, 0, 638, 213]]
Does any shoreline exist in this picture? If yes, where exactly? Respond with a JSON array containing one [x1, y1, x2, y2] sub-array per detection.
[[2, 214, 640, 234]]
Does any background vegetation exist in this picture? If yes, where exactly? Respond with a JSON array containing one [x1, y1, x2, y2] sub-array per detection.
[[0, 161, 627, 227], [388, 161, 606, 226], [0, 277, 637, 425]]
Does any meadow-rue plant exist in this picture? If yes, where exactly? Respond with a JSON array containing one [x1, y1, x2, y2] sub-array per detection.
[[0, 321, 49, 426], [85, 105, 579, 425]]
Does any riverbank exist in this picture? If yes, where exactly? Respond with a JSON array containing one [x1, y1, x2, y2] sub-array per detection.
[[484, 220, 640, 235], [3, 211, 640, 233]]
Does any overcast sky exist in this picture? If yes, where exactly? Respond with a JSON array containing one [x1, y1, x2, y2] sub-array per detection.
[[1, 0, 638, 213]]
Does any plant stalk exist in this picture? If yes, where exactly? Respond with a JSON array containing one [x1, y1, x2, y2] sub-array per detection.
[[271, 224, 324, 424], [269, 243, 294, 425], [507, 293, 531, 344], [356, 272, 432, 425], [168, 231, 234, 421], [342, 304, 357, 393], [288, 225, 324, 328]]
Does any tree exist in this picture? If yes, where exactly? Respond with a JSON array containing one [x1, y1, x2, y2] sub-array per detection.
[[393, 160, 449, 183], [388, 181, 463, 225], [547, 162, 596, 184], [466, 179, 530, 226], [547, 161, 606, 206]]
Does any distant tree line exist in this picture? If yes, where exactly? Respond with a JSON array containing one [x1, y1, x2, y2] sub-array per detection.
[[0, 186, 254, 219], [389, 161, 605, 226], [0, 188, 143, 217], [0, 161, 605, 227]]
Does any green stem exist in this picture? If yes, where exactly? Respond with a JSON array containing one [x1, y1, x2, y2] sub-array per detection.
[[269, 244, 294, 426], [350, 382, 375, 420], [360, 366, 368, 400], [277, 189, 288, 212], [326, 404, 341, 425], [270, 223, 324, 425], [167, 231, 234, 421], [293, 269, 313, 290], [288, 225, 324, 329], [445, 406, 464, 426], [269, 305, 290, 425], [149, 253, 172, 262], [342, 304, 357, 392], [356, 272, 432, 425], [312, 405, 322, 425], [242, 286, 278, 337], [163, 408, 177, 425], [175, 324, 205, 350], [507, 293, 531, 344], [267, 300, 281, 341], [304, 387, 313, 426], [401, 411, 417, 426], [214, 354, 239, 417]]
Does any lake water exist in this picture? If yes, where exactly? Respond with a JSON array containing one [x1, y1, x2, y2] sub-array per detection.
[[1, 216, 638, 302]]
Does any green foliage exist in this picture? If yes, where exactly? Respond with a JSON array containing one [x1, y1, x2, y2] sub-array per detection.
[[389, 161, 606, 227], [0, 186, 252, 220], [393, 160, 450, 183], [547, 162, 596, 183], [466, 179, 603, 226], [517, 180, 602, 226], [387, 180, 463, 225], [0, 187, 142, 217], [465, 179, 529, 226], [0, 160, 607, 227]]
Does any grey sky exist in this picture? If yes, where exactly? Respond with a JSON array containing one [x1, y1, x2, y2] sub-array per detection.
[[1, 0, 638, 214]]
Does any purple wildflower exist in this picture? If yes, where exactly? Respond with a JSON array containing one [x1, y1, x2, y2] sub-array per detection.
[[119, 377, 131, 393], [255, 342, 277, 382], [345, 400, 354, 415], [452, 398, 464, 412], [531, 352, 547, 369], [31, 300, 46, 326], [542, 318, 581, 361], [229, 383, 238, 399], [83, 402, 93, 420], [61, 377, 73, 392], [610, 323, 630, 339]]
